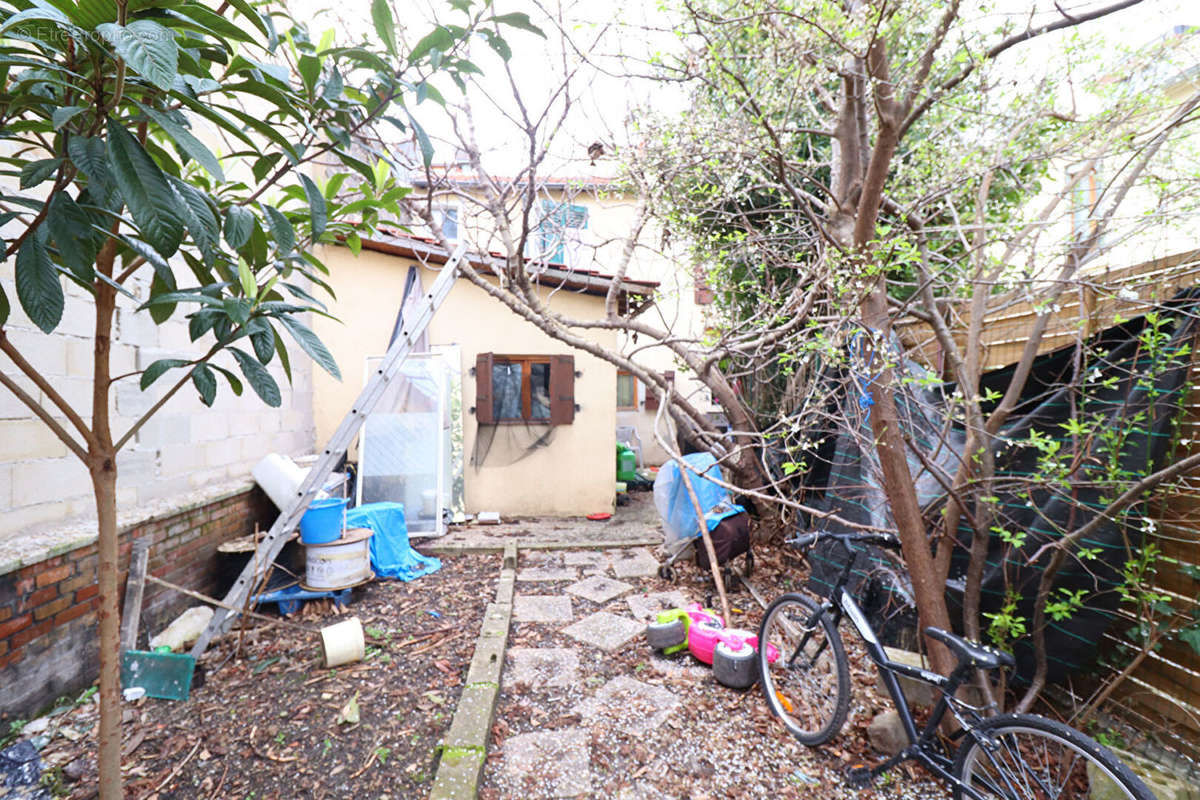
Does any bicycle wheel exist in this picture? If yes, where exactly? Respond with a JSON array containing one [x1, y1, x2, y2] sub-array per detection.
[[952, 714, 1155, 800], [757, 592, 850, 745]]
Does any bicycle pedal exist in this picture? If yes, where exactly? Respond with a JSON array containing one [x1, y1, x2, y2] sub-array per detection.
[[844, 763, 875, 789]]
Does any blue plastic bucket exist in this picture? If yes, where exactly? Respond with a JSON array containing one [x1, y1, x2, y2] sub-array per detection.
[[299, 497, 347, 544]]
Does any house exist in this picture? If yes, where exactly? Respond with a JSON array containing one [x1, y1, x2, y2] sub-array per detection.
[[311, 231, 659, 518], [404, 166, 723, 468]]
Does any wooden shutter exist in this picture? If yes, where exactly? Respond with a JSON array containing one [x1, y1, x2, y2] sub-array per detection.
[[644, 376, 660, 411], [475, 352, 495, 424], [646, 369, 673, 412], [549, 354, 575, 425]]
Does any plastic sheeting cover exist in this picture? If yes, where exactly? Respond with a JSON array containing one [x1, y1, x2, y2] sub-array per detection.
[[346, 502, 441, 581], [654, 453, 745, 555]]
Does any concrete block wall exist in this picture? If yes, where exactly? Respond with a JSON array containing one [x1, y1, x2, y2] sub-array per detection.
[[0, 262, 319, 540], [0, 484, 276, 718]]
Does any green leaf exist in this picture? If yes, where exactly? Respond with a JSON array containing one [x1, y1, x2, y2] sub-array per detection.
[[140, 104, 224, 181], [409, 26, 454, 64], [51, 105, 87, 129], [191, 364, 217, 406], [223, 0, 269, 37], [237, 256, 257, 299], [272, 328, 292, 384], [277, 314, 340, 380], [321, 67, 343, 101], [224, 205, 255, 248], [20, 158, 61, 189], [140, 358, 189, 390], [0, 5, 71, 35], [300, 174, 327, 238], [407, 113, 434, 166], [148, 267, 177, 324], [0, 285, 9, 327], [370, 0, 396, 56], [230, 347, 281, 406], [45, 193, 99, 281], [262, 204, 295, 253], [106, 117, 185, 256], [249, 319, 275, 364], [15, 234, 63, 334], [68, 136, 114, 202], [212, 363, 244, 396], [97, 20, 178, 91], [297, 54, 320, 95], [489, 12, 546, 37], [168, 176, 220, 261]]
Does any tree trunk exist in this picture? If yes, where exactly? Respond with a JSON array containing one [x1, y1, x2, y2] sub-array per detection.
[[90, 457, 121, 799]]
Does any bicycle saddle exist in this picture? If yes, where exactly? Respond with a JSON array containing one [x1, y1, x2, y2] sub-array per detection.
[[924, 627, 1015, 670]]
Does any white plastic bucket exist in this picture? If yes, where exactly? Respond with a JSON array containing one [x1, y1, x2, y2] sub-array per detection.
[[304, 528, 373, 590], [252, 454, 306, 511], [321, 617, 365, 667]]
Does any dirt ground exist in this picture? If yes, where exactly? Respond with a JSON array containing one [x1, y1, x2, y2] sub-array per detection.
[[5, 517, 958, 799], [14, 552, 497, 800]]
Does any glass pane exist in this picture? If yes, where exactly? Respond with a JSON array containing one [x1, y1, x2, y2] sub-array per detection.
[[530, 362, 551, 420], [617, 373, 635, 407], [493, 362, 522, 420]]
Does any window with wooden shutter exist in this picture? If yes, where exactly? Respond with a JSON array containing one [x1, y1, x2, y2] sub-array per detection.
[[475, 353, 573, 425], [646, 369, 672, 412]]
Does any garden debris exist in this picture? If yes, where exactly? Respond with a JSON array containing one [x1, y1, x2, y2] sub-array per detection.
[[149, 606, 214, 652]]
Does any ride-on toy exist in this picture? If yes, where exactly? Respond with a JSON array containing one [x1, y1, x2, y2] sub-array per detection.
[[644, 603, 778, 689]]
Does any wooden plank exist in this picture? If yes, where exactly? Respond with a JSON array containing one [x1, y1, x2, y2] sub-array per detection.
[[119, 538, 150, 653]]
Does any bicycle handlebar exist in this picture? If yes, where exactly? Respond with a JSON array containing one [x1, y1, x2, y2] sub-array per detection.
[[786, 530, 902, 551]]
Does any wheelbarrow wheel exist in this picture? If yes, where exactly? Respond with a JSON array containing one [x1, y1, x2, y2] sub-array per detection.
[[657, 564, 676, 582]]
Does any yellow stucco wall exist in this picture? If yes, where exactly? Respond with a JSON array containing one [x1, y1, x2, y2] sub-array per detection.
[[311, 245, 618, 517]]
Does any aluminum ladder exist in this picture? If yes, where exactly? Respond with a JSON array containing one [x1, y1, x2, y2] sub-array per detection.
[[190, 243, 467, 657]]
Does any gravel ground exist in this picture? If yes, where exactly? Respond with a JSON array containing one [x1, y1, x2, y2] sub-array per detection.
[[479, 547, 952, 800]]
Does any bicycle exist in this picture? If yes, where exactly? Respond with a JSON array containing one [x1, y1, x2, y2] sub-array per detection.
[[756, 530, 1156, 799]]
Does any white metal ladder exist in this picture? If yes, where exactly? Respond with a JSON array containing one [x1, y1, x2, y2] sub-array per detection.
[[191, 243, 467, 657]]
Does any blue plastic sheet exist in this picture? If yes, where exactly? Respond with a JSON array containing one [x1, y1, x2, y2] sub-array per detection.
[[345, 502, 441, 581], [653, 453, 745, 555]]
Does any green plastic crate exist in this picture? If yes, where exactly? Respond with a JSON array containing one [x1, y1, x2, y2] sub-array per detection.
[[120, 650, 195, 701]]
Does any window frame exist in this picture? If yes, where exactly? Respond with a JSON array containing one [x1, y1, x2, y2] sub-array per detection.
[[491, 355, 553, 423], [616, 369, 639, 410]]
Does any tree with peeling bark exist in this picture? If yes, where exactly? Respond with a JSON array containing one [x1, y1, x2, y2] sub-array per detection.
[[0, 0, 535, 796], [407, 0, 1200, 713]]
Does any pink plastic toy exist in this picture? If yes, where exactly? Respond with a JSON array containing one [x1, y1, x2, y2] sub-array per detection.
[[688, 625, 779, 666]]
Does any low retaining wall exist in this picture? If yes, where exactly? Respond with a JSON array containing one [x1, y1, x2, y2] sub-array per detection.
[[0, 484, 275, 718]]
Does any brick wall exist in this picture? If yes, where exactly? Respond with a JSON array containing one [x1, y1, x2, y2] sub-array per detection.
[[0, 484, 276, 718]]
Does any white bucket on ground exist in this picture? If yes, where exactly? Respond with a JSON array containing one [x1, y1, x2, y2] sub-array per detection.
[[321, 617, 365, 667], [303, 528, 373, 590]]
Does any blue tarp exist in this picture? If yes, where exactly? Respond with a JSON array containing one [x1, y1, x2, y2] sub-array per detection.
[[345, 502, 441, 581], [653, 453, 745, 555]]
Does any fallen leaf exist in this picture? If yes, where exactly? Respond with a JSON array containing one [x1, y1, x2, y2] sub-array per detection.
[[337, 691, 361, 725]]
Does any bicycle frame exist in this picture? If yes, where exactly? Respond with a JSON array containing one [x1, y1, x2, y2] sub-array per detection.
[[808, 538, 996, 800]]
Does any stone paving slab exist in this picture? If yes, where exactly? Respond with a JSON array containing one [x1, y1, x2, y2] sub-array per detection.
[[625, 590, 690, 622], [562, 550, 610, 570], [610, 547, 660, 579], [500, 727, 593, 798], [517, 566, 579, 582], [565, 575, 633, 604], [506, 647, 580, 689], [514, 595, 574, 623], [572, 674, 681, 736], [561, 611, 644, 652]]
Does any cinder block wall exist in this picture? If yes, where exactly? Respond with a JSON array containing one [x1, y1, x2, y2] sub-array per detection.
[[0, 267, 317, 538], [0, 485, 275, 718]]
